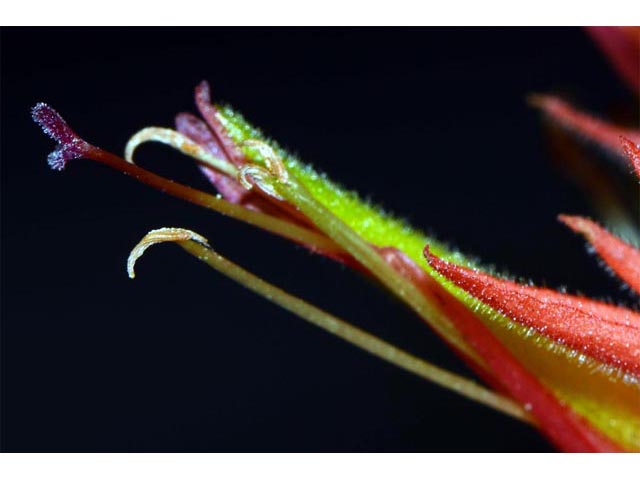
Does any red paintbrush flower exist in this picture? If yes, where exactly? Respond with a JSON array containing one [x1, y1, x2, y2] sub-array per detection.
[[31, 30, 640, 452], [32, 84, 640, 451]]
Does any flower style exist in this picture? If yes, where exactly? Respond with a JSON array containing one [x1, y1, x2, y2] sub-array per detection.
[[32, 31, 640, 451]]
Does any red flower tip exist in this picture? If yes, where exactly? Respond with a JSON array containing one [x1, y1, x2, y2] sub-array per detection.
[[31, 103, 90, 171], [195, 79, 212, 103], [423, 245, 630, 452], [175, 111, 250, 204], [424, 243, 640, 378], [586, 27, 640, 93], [175, 112, 226, 159], [559, 214, 640, 294], [528, 94, 640, 160], [620, 136, 640, 180], [557, 214, 597, 241], [193, 81, 244, 166]]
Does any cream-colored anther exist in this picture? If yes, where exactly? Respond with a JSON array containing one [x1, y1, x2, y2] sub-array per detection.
[[242, 139, 289, 182], [238, 164, 285, 200], [125, 127, 238, 177], [127, 227, 210, 279]]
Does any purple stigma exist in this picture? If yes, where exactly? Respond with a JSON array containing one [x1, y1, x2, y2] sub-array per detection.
[[32, 103, 90, 170]]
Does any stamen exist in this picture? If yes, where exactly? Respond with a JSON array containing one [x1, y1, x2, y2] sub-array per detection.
[[124, 127, 238, 178], [32, 104, 341, 255], [242, 139, 289, 182], [239, 165, 285, 200], [127, 227, 210, 278], [128, 227, 533, 424], [234, 140, 480, 363], [238, 140, 292, 200]]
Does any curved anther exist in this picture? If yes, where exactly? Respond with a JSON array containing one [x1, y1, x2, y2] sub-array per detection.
[[127, 227, 210, 279], [125, 127, 238, 177], [242, 139, 289, 182], [239, 164, 285, 200]]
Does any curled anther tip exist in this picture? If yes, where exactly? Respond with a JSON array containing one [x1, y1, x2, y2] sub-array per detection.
[[242, 139, 289, 182], [124, 127, 237, 177], [238, 165, 285, 200], [127, 227, 210, 279], [31, 102, 91, 171]]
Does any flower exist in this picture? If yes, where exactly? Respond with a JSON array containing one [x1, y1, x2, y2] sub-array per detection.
[[32, 30, 640, 450]]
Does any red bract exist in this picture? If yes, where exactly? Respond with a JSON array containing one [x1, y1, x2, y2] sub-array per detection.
[[586, 27, 640, 93], [425, 245, 640, 378], [621, 136, 640, 179], [559, 214, 640, 293], [529, 94, 640, 162], [381, 247, 623, 452]]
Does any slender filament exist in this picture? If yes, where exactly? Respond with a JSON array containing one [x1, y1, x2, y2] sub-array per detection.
[[126, 228, 533, 424]]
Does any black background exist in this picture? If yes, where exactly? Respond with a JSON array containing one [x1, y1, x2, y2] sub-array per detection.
[[2, 28, 637, 452]]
